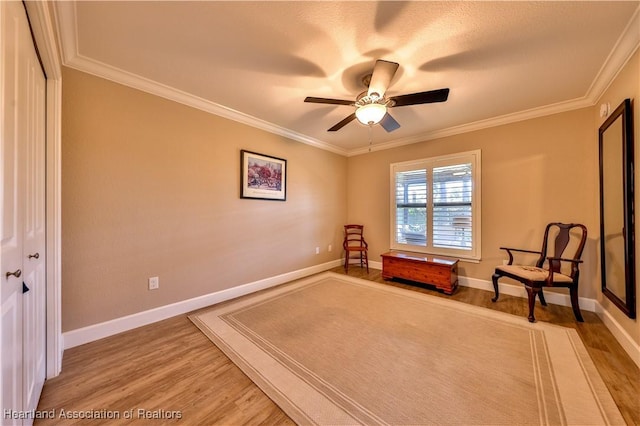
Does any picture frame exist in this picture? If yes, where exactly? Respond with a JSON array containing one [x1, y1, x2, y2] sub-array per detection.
[[240, 150, 287, 201]]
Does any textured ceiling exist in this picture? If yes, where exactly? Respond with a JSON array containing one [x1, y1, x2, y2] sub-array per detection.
[[55, 1, 640, 155]]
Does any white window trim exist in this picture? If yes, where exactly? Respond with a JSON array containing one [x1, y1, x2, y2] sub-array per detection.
[[390, 150, 481, 262]]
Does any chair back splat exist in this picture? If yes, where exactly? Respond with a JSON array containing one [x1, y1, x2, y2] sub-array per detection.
[[492, 222, 587, 322], [540, 223, 587, 275], [343, 224, 369, 273]]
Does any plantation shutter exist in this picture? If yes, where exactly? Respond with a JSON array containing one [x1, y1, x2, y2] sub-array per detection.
[[432, 163, 473, 250], [390, 150, 481, 260], [394, 169, 427, 246]]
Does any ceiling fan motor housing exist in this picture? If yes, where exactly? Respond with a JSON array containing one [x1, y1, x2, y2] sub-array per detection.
[[355, 91, 392, 108]]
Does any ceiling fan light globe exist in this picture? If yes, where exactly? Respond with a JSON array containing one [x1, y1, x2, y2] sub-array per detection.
[[355, 103, 387, 125]]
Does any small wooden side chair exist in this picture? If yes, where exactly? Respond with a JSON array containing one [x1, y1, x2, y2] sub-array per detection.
[[492, 222, 587, 322], [343, 224, 369, 273]]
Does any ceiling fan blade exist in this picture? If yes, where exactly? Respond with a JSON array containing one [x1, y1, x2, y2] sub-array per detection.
[[328, 113, 356, 132], [367, 60, 399, 98], [389, 88, 450, 107], [304, 96, 354, 106], [380, 113, 400, 132]]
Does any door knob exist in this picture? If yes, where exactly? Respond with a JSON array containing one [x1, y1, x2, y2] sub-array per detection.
[[6, 269, 22, 279], [28, 253, 39, 259]]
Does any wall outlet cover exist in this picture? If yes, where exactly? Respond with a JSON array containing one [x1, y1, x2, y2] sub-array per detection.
[[148, 276, 159, 290]]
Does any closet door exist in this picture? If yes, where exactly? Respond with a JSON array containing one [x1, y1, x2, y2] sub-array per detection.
[[1, 1, 47, 421], [1, 0, 27, 416], [21, 5, 46, 412]]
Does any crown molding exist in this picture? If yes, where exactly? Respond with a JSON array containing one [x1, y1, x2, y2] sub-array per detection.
[[55, 1, 639, 158], [585, 5, 640, 103], [347, 96, 595, 156], [53, 0, 77, 66], [350, 6, 640, 157], [53, 2, 348, 157], [70, 54, 349, 157]]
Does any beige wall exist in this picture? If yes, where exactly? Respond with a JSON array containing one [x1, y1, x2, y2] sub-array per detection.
[[594, 49, 639, 344], [347, 108, 599, 296], [61, 67, 347, 331], [347, 50, 640, 346], [62, 51, 639, 346]]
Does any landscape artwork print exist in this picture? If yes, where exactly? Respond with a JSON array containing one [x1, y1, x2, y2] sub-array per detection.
[[240, 150, 287, 201]]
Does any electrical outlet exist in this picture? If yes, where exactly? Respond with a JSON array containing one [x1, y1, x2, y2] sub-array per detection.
[[315, 247, 320, 255], [148, 276, 159, 290], [328, 244, 332, 252]]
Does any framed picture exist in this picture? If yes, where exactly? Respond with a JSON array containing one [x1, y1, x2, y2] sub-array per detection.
[[240, 150, 287, 201]]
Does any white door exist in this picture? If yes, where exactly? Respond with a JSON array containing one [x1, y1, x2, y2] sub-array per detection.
[[1, 0, 27, 418], [1, 1, 47, 423], [21, 7, 47, 413]]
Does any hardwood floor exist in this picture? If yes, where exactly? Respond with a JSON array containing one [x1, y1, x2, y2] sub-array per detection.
[[36, 267, 640, 425]]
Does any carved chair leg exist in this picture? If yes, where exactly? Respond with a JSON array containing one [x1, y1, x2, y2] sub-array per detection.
[[491, 273, 500, 302], [538, 288, 547, 306], [569, 286, 584, 322], [525, 286, 537, 323], [344, 252, 349, 273]]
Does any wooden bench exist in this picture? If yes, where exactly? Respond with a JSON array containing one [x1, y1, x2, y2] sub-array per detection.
[[381, 251, 459, 294]]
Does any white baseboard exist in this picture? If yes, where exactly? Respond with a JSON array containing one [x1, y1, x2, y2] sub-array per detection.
[[63, 261, 639, 370], [62, 259, 342, 349], [371, 265, 595, 312], [461, 276, 639, 368], [459, 276, 598, 312], [594, 303, 640, 369]]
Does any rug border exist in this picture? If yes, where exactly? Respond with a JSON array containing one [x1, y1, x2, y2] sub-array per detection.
[[189, 271, 625, 426]]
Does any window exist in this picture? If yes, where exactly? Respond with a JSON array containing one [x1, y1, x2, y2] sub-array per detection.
[[390, 150, 481, 261]]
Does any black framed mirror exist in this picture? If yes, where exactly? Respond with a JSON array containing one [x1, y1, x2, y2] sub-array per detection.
[[598, 98, 636, 319]]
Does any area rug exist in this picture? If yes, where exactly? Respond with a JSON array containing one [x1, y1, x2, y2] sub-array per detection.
[[190, 272, 624, 425]]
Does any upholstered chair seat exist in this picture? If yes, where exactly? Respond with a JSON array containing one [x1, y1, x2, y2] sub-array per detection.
[[494, 265, 573, 283]]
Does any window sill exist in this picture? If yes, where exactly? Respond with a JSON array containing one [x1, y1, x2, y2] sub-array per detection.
[[389, 246, 480, 264]]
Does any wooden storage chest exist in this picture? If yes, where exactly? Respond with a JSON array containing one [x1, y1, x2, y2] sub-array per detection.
[[381, 251, 459, 294]]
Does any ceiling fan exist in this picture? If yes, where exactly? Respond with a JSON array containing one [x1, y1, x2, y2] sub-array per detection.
[[304, 59, 450, 132]]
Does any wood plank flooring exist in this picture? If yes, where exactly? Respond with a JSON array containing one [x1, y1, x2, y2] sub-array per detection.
[[36, 267, 640, 425]]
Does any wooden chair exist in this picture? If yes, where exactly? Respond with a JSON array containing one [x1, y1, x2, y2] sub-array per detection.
[[343, 225, 369, 273], [492, 223, 587, 322]]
